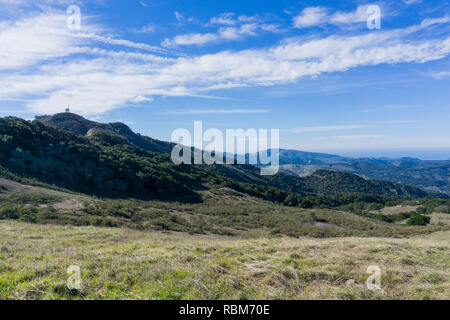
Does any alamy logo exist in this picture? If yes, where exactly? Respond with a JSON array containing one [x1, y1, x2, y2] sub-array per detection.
[[67, 5, 81, 30], [366, 5, 381, 30], [170, 121, 280, 175], [67, 265, 82, 290], [366, 265, 382, 291]]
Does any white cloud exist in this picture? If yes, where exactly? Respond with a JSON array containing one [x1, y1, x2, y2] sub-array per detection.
[[163, 12, 281, 47], [0, 13, 87, 70], [429, 70, 450, 79], [0, 12, 168, 72], [162, 32, 218, 46], [162, 23, 278, 47], [129, 24, 155, 33], [75, 32, 168, 54], [330, 5, 371, 24], [160, 31, 450, 90], [130, 95, 153, 103], [209, 12, 236, 26], [238, 15, 258, 22], [161, 23, 277, 47], [174, 11, 196, 24], [402, 0, 422, 5], [293, 5, 382, 28], [293, 7, 328, 28], [174, 11, 183, 22], [1, 12, 450, 116], [420, 15, 450, 28]]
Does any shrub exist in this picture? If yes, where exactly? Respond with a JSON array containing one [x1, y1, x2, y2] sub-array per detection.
[[407, 214, 430, 226], [415, 206, 427, 214]]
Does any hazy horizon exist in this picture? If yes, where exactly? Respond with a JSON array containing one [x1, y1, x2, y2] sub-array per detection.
[[4, 111, 450, 160]]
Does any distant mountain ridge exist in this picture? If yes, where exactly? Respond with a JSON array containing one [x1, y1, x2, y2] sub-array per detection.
[[0, 114, 431, 204], [264, 148, 423, 166], [33, 113, 448, 197], [279, 161, 450, 196], [262, 148, 450, 196], [277, 149, 349, 165]]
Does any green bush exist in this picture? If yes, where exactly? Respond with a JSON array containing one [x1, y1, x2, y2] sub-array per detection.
[[407, 214, 430, 226], [415, 206, 428, 214]]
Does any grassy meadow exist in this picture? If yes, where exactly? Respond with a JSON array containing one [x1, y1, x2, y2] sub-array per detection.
[[0, 221, 448, 300], [0, 178, 449, 300]]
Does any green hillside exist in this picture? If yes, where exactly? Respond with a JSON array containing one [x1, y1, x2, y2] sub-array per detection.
[[280, 162, 450, 196], [36, 113, 174, 154], [245, 148, 450, 197], [0, 114, 430, 210]]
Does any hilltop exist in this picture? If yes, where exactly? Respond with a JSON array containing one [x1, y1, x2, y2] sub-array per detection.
[[36, 113, 174, 154]]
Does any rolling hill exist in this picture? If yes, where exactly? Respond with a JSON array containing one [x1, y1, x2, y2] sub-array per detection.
[[36, 113, 174, 154], [243, 148, 449, 196], [278, 160, 450, 196], [0, 113, 432, 209]]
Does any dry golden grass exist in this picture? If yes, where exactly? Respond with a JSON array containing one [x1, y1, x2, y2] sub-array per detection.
[[429, 213, 450, 226], [0, 221, 448, 300], [374, 205, 419, 215]]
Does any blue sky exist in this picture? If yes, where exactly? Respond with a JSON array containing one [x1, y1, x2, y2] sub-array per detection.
[[0, 0, 449, 158]]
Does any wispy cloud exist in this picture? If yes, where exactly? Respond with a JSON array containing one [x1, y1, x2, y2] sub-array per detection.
[[75, 32, 169, 54], [162, 32, 218, 47], [329, 5, 373, 25], [293, 7, 328, 28], [293, 5, 382, 29], [0, 13, 90, 70], [162, 12, 280, 47], [428, 70, 450, 79], [174, 11, 196, 24], [1, 7, 450, 116], [129, 95, 153, 103], [162, 24, 267, 47], [160, 109, 270, 115], [129, 24, 155, 34], [209, 12, 236, 26], [402, 0, 422, 5]]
